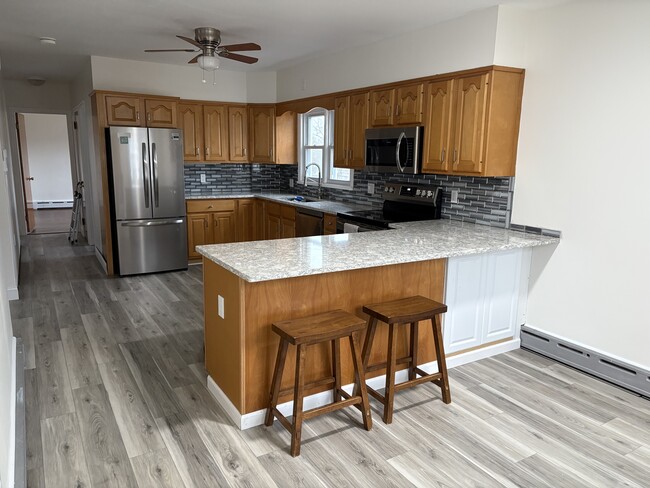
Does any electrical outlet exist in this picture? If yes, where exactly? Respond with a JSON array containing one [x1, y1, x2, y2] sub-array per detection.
[[289, 178, 294, 188], [200, 173, 207, 184], [218, 295, 225, 319], [451, 189, 459, 204], [367, 183, 375, 195]]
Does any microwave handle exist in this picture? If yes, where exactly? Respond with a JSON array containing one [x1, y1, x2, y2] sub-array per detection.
[[395, 131, 406, 173]]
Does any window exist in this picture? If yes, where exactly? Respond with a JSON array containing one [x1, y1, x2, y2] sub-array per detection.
[[298, 108, 353, 190]]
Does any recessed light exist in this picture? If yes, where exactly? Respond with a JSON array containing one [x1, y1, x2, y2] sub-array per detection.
[[39, 37, 56, 45], [27, 76, 46, 86]]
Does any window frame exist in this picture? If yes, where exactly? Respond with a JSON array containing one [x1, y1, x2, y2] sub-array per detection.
[[298, 107, 354, 190]]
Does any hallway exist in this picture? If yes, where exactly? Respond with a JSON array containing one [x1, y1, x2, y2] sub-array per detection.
[[31, 209, 72, 234]]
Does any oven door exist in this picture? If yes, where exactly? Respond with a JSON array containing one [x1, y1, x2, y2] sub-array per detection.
[[365, 126, 422, 174]]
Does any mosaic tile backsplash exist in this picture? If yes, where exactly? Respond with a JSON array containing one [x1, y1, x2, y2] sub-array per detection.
[[184, 163, 514, 227]]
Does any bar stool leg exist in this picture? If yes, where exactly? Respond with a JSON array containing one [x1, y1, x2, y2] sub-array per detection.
[[409, 321, 419, 381], [431, 316, 451, 404], [332, 338, 341, 402], [384, 323, 398, 424], [265, 340, 288, 427], [349, 332, 373, 431], [354, 317, 377, 397], [290, 344, 307, 457]]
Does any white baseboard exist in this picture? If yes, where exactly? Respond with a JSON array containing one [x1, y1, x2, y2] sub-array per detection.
[[7, 337, 17, 488], [206, 338, 520, 430], [6, 288, 19, 301], [95, 247, 107, 273]]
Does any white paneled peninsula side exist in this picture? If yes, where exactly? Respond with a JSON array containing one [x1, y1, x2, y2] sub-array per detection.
[[196, 220, 559, 429]]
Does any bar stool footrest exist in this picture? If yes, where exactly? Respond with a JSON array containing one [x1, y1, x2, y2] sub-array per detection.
[[303, 396, 362, 420], [394, 372, 442, 392]]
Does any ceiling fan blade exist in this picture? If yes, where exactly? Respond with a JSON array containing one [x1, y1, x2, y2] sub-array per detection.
[[177, 35, 203, 48], [219, 42, 261, 52], [188, 54, 201, 64], [145, 49, 197, 52], [219, 52, 258, 64]]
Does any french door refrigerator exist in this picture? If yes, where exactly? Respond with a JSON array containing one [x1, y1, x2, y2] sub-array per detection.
[[107, 127, 187, 276]]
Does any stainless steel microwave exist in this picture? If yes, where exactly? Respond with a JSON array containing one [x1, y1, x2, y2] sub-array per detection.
[[365, 126, 423, 174]]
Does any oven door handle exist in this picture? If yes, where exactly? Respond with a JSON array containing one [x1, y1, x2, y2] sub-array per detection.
[[396, 131, 406, 173]]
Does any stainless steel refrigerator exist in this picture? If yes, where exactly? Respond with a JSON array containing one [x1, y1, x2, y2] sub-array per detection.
[[106, 127, 187, 276]]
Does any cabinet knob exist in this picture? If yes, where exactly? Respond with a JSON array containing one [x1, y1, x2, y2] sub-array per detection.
[[147, 113, 151, 122], [453, 149, 458, 163], [196, 147, 199, 156], [136, 111, 140, 121], [441, 148, 446, 163]]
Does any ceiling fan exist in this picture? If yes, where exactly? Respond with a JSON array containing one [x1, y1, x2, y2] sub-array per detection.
[[145, 27, 260, 69]]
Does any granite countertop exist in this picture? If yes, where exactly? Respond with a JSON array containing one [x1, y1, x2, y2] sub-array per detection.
[[196, 219, 560, 283], [185, 192, 374, 214]]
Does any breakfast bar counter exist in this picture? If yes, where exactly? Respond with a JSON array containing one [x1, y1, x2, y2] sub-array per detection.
[[197, 220, 559, 429]]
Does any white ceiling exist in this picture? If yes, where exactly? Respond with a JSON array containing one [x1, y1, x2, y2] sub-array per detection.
[[0, 0, 550, 82]]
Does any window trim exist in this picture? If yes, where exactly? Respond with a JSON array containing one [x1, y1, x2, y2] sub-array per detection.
[[298, 108, 354, 190]]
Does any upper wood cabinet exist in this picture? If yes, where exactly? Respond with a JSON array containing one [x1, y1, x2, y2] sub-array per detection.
[[369, 83, 424, 127], [105, 96, 144, 126], [144, 99, 177, 128], [422, 68, 524, 177], [203, 105, 229, 162], [333, 92, 368, 168], [275, 111, 297, 165], [249, 105, 275, 163], [178, 103, 203, 162], [105, 95, 177, 128], [228, 106, 248, 162]]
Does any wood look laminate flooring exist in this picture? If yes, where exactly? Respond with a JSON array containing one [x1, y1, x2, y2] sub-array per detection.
[[12, 234, 650, 488]]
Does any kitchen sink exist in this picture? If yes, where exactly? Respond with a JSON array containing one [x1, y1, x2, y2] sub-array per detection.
[[287, 196, 320, 203]]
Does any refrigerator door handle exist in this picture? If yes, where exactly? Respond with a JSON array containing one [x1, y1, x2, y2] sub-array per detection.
[[142, 142, 150, 208], [120, 219, 184, 227], [152, 142, 160, 208]]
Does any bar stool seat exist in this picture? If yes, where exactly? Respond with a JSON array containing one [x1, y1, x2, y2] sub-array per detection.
[[265, 310, 373, 457], [360, 295, 451, 424]]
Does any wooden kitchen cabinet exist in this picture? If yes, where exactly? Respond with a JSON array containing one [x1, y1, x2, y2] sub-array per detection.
[[264, 202, 295, 239], [144, 99, 177, 128], [369, 83, 423, 127], [323, 213, 337, 235], [237, 199, 256, 242], [333, 92, 368, 168], [228, 106, 248, 162], [249, 105, 275, 163], [212, 210, 237, 244], [105, 96, 144, 126], [178, 103, 203, 162], [422, 68, 524, 177], [186, 199, 237, 259], [280, 205, 296, 238], [187, 213, 212, 259], [204, 104, 229, 162], [275, 111, 297, 165]]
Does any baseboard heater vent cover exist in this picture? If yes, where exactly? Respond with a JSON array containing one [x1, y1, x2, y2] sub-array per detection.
[[520, 325, 650, 398], [33, 200, 73, 209]]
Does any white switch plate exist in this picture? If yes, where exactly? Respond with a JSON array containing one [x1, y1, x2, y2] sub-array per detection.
[[200, 173, 207, 184], [368, 182, 375, 194], [451, 189, 459, 204], [289, 178, 294, 188], [218, 295, 225, 319]]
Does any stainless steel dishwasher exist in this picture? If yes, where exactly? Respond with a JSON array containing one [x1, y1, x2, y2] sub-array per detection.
[[295, 207, 324, 237]]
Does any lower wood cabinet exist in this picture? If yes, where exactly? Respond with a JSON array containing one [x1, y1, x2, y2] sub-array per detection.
[[323, 213, 337, 235], [264, 202, 295, 239], [187, 213, 212, 260], [237, 199, 256, 242], [186, 199, 237, 259]]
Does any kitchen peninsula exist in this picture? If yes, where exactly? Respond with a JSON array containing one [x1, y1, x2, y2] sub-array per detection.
[[197, 219, 559, 429]]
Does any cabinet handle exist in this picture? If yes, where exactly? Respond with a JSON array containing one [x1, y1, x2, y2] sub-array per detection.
[[147, 113, 151, 122], [453, 149, 458, 163], [196, 147, 199, 156], [206, 146, 210, 157], [441, 148, 445, 162], [243, 147, 247, 156], [395, 105, 400, 116], [136, 111, 140, 121]]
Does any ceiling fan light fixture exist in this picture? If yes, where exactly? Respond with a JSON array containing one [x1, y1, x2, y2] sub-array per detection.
[[197, 54, 219, 71]]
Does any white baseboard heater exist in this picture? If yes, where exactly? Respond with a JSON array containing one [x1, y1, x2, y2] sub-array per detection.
[[33, 200, 73, 209], [521, 325, 650, 398]]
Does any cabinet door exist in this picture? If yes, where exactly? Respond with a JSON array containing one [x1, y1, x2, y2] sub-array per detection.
[[452, 74, 489, 174], [178, 103, 203, 162], [105, 96, 144, 126], [333, 96, 350, 167], [275, 111, 297, 165], [212, 210, 237, 244], [422, 80, 454, 173], [281, 218, 295, 238], [482, 249, 522, 343], [237, 199, 256, 242], [369, 89, 395, 127], [348, 93, 369, 168], [255, 200, 265, 240], [249, 106, 275, 163], [187, 213, 212, 259], [204, 105, 229, 162], [265, 202, 281, 240], [228, 106, 248, 162], [323, 213, 337, 235], [145, 99, 177, 128], [395, 83, 424, 125]]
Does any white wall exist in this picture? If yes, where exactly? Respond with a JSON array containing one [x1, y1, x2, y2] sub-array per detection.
[[91, 56, 249, 102], [246, 71, 277, 103], [0, 58, 18, 488], [496, 1, 650, 368], [22, 113, 73, 203], [276, 6, 499, 101]]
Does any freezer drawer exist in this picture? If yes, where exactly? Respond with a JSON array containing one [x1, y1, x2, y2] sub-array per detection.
[[116, 218, 188, 276]]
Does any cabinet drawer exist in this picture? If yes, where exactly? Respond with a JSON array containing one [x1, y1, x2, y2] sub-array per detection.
[[280, 204, 296, 220], [187, 199, 236, 214], [323, 213, 337, 234]]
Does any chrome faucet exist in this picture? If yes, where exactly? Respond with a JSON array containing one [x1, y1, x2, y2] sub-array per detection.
[[304, 163, 323, 200]]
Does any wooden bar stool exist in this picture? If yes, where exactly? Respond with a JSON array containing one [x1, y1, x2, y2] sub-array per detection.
[[360, 295, 450, 424], [265, 310, 373, 457]]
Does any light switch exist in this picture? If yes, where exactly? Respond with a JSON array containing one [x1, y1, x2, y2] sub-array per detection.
[[368, 183, 375, 195], [289, 178, 294, 188], [200, 173, 207, 184], [218, 295, 225, 319], [451, 189, 459, 204]]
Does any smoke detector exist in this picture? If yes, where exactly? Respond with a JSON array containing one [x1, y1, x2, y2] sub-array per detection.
[[39, 37, 56, 45]]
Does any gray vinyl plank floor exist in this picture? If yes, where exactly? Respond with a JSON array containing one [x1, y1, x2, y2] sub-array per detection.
[[11, 233, 650, 488]]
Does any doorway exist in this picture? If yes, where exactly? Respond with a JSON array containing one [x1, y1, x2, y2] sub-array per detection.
[[15, 112, 76, 235]]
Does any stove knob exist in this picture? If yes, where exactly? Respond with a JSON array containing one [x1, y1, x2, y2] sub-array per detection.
[[389, 187, 395, 193], [415, 189, 421, 196], [427, 190, 433, 198], [384, 186, 389, 192]]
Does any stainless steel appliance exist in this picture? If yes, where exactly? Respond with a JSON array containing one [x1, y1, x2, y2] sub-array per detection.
[[337, 183, 442, 232], [295, 207, 323, 237], [365, 126, 423, 174], [106, 127, 187, 276]]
